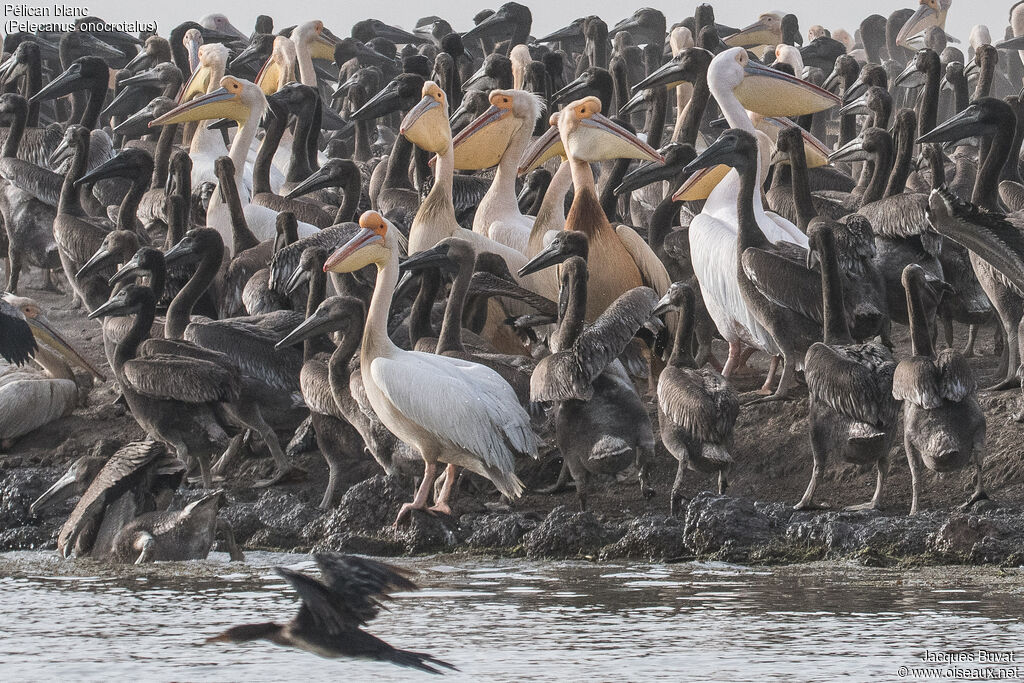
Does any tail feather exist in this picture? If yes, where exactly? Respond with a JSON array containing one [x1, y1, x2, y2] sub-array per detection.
[[385, 647, 459, 675]]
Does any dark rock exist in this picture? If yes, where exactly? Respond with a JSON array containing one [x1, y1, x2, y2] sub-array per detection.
[[683, 493, 781, 559], [523, 506, 623, 558], [218, 501, 261, 544], [930, 514, 1002, 559], [246, 527, 307, 551], [312, 532, 406, 556], [396, 511, 461, 553], [252, 490, 319, 540], [600, 514, 687, 561], [0, 525, 53, 550], [0, 468, 56, 527], [465, 513, 536, 549], [335, 475, 408, 532]]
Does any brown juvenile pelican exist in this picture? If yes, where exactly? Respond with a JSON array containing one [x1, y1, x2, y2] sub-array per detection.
[[207, 553, 455, 673], [90, 284, 239, 488], [324, 211, 538, 523], [0, 93, 61, 292], [112, 489, 242, 564], [276, 247, 365, 509], [795, 220, 899, 511], [519, 230, 657, 509], [894, 263, 987, 514], [653, 282, 739, 515], [0, 294, 103, 448], [31, 440, 238, 563]]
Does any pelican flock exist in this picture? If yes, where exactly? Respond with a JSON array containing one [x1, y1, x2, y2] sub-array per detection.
[[3, 1, 1024, 670]]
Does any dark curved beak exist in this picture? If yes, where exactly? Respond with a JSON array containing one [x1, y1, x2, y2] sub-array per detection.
[[399, 244, 452, 273], [320, 103, 351, 132], [284, 267, 310, 296], [79, 32, 128, 63], [108, 253, 146, 287], [995, 35, 1024, 51], [230, 41, 266, 70], [75, 153, 137, 186], [917, 105, 986, 144], [894, 60, 924, 88], [351, 80, 402, 120], [88, 292, 131, 319], [163, 239, 198, 266], [551, 74, 590, 106], [463, 11, 512, 41], [284, 166, 337, 199], [124, 49, 155, 73], [374, 23, 426, 45], [31, 65, 85, 102], [619, 89, 649, 117], [537, 22, 583, 43], [77, 247, 117, 281], [276, 310, 331, 349], [616, 157, 675, 195], [518, 240, 567, 278], [829, 136, 869, 163], [682, 135, 739, 176], [29, 467, 79, 515]]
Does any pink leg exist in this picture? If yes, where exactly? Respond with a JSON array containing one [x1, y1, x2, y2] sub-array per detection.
[[430, 463, 458, 515], [722, 341, 743, 377], [395, 461, 438, 526], [757, 355, 780, 395]]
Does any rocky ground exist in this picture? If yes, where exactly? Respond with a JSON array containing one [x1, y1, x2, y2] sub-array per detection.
[[2, 269, 1023, 566]]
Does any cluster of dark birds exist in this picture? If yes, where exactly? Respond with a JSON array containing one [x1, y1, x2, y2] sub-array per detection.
[[3, 0, 1024, 669]]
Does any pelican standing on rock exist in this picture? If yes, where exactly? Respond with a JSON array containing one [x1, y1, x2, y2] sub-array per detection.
[[324, 210, 538, 524]]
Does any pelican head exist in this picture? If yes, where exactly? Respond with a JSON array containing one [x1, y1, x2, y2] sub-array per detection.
[[683, 128, 760, 176], [163, 228, 225, 268], [284, 158, 360, 200], [518, 114, 564, 175], [294, 20, 339, 61], [616, 142, 697, 196], [518, 230, 589, 278], [451, 89, 543, 170], [29, 455, 104, 515], [77, 230, 140, 281], [179, 42, 230, 103], [89, 283, 154, 320], [917, 98, 1010, 145], [830, 127, 890, 163], [200, 13, 247, 40], [633, 47, 713, 91], [275, 296, 366, 350], [325, 211, 396, 272], [897, 0, 953, 49], [108, 247, 163, 288], [725, 11, 785, 49], [652, 280, 694, 317], [710, 47, 839, 117], [352, 73, 426, 121], [151, 76, 262, 126], [556, 96, 662, 164], [400, 81, 450, 154], [255, 36, 296, 95], [4, 294, 104, 381], [29, 57, 110, 103]]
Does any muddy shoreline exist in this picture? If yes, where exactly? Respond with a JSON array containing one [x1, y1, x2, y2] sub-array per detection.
[[3, 270, 1024, 567]]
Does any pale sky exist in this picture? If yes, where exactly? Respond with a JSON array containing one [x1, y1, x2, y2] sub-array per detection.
[[50, 1, 1010, 52]]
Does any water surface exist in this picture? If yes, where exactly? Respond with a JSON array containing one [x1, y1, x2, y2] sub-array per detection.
[[1, 551, 1021, 681]]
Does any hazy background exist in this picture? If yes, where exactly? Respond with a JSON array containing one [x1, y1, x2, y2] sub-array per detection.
[[81, 1, 1007, 53]]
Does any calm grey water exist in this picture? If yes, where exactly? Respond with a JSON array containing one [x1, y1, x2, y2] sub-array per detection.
[[1, 551, 1022, 681]]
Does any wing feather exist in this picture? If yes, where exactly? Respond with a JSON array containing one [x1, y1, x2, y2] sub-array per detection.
[[616, 225, 672, 295], [741, 246, 823, 324], [657, 366, 738, 444], [123, 355, 240, 403], [805, 342, 897, 426]]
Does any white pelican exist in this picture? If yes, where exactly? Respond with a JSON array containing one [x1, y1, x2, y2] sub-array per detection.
[[896, 0, 954, 50], [516, 96, 670, 320], [151, 76, 320, 252], [401, 81, 531, 269], [324, 210, 538, 524], [0, 295, 104, 448], [673, 47, 837, 380], [458, 88, 543, 252]]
